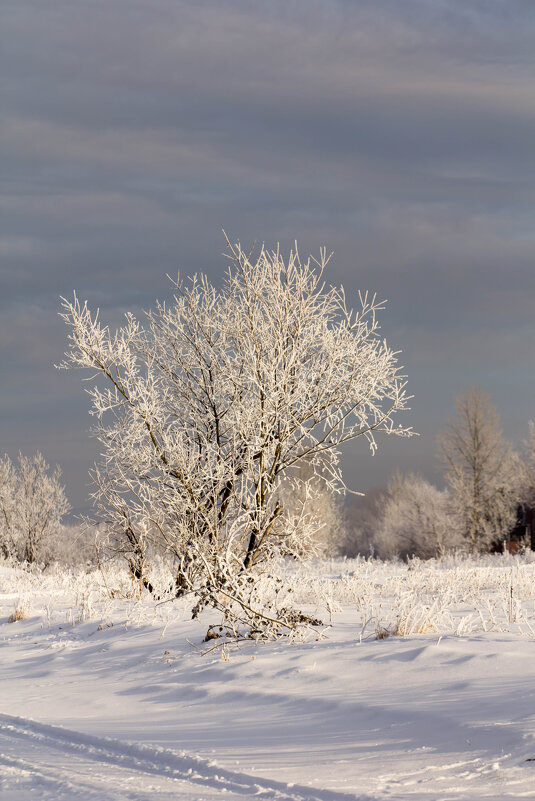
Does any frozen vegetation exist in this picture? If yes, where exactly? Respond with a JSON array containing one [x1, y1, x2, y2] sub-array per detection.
[[2, 552, 535, 799]]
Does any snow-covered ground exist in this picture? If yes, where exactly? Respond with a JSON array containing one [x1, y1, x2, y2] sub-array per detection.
[[2, 555, 535, 800]]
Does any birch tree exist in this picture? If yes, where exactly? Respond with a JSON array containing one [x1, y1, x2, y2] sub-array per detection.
[[438, 387, 518, 553], [60, 238, 412, 633]]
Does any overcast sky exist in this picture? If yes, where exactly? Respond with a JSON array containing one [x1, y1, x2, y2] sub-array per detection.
[[2, 0, 534, 515]]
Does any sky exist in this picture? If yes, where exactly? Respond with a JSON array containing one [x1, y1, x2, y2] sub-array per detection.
[[2, 0, 535, 516]]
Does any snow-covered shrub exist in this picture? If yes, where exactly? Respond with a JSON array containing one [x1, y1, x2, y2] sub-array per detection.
[[59, 238, 412, 636]]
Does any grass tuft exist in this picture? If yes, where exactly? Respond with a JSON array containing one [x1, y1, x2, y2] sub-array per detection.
[[8, 599, 30, 623]]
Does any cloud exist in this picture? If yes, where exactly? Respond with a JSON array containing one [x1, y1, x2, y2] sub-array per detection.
[[1, 0, 534, 505]]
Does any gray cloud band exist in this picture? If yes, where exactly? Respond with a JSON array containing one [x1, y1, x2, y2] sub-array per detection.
[[1, 0, 534, 510]]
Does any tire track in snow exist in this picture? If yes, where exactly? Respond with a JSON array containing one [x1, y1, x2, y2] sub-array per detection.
[[0, 752, 145, 801], [0, 714, 372, 801]]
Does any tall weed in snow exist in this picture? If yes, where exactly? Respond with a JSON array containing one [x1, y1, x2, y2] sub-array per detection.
[[2, 552, 535, 640], [282, 553, 535, 639]]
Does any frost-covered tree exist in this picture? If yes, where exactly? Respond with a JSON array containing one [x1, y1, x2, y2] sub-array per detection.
[[0, 452, 70, 564], [374, 472, 459, 560], [438, 387, 519, 553], [0, 456, 17, 559], [59, 238, 412, 632]]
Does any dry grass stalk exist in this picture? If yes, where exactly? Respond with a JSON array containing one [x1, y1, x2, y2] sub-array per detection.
[[8, 599, 30, 623]]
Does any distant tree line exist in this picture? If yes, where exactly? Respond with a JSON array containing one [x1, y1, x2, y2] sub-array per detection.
[[343, 387, 535, 559], [1, 389, 532, 574]]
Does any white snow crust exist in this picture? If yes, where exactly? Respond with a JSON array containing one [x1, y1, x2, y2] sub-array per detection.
[[1, 556, 535, 799]]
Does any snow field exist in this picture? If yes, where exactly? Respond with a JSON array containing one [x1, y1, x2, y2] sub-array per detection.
[[2, 554, 535, 799]]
